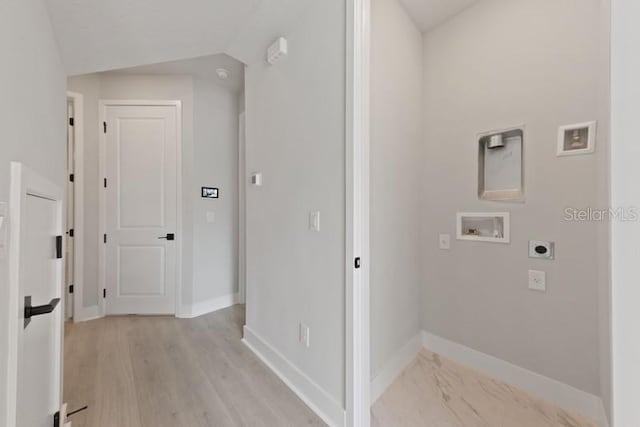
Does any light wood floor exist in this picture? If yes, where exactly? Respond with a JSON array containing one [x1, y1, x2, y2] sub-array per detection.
[[372, 349, 598, 427], [63, 305, 325, 427]]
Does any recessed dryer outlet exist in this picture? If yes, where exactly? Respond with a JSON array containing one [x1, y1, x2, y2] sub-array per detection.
[[529, 240, 554, 260], [478, 126, 524, 202]]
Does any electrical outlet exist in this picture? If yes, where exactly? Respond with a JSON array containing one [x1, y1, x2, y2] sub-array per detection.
[[299, 323, 310, 348], [309, 211, 320, 232], [528, 270, 546, 292], [439, 234, 451, 250]]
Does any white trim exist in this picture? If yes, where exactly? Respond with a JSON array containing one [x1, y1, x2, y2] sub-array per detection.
[[556, 121, 597, 157], [421, 331, 607, 425], [370, 333, 422, 404], [76, 305, 101, 322], [98, 100, 183, 317], [346, 0, 371, 425], [66, 91, 92, 323], [242, 326, 346, 427], [238, 111, 246, 304], [182, 293, 239, 319], [6, 162, 65, 427]]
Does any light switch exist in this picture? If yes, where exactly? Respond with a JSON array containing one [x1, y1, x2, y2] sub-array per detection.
[[251, 173, 262, 186], [206, 211, 216, 224], [439, 234, 451, 250], [309, 211, 320, 232], [528, 270, 546, 292]]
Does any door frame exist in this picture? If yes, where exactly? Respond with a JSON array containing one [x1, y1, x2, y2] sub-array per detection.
[[98, 100, 183, 316], [6, 162, 65, 427], [66, 91, 90, 322], [238, 111, 247, 304], [346, 0, 371, 425]]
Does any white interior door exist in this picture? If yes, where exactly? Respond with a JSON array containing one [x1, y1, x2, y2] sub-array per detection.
[[7, 162, 64, 427], [103, 103, 180, 315]]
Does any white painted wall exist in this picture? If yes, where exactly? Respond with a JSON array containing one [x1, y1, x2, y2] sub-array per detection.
[[611, 0, 640, 425], [0, 0, 66, 420], [67, 72, 239, 316], [420, 0, 610, 399], [370, 0, 423, 379], [244, 0, 346, 407], [192, 77, 239, 305]]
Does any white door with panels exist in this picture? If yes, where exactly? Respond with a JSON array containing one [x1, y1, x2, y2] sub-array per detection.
[[103, 102, 180, 315], [7, 162, 65, 427]]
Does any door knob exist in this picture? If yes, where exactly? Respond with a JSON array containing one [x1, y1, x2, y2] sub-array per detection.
[[24, 296, 60, 328], [158, 233, 175, 241]]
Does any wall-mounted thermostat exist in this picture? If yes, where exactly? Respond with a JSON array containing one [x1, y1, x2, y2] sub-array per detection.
[[529, 240, 554, 260], [201, 187, 219, 198]]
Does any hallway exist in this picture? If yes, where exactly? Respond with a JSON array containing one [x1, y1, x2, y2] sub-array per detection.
[[63, 306, 325, 427]]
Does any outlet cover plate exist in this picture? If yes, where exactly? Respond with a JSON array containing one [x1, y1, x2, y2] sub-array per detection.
[[528, 270, 546, 292]]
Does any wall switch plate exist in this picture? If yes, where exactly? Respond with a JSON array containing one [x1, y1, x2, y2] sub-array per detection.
[[206, 211, 216, 224], [250, 173, 262, 186], [529, 240, 554, 260], [528, 270, 546, 292], [309, 211, 320, 232], [0, 203, 7, 259], [299, 323, 310, 348], [439, 234, 451, 250]]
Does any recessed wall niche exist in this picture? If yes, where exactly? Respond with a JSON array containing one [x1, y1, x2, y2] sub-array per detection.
[[456, 212, 510, 244], [477, 126, 524, 202]]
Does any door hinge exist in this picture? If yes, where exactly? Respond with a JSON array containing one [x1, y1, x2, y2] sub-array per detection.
[[103, 121, 107, 133], [68, 229, 74, 238], [103, 289, 107, 298], [354, 257, 361, 269], [56, 236, 63, 259], [69, 284, 74, 294], [53, 410, 60, 427], [69, 173, 74, 182], [69, 117, 74, 126], [103, 234, 107, 244], [104, 178, 107, 188]]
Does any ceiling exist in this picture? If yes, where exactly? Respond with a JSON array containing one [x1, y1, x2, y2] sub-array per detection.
[[399, 0, 479, 32], [45, 0, 312, 76], [108, 54, 245, 93], [46, 0, 477, 76]]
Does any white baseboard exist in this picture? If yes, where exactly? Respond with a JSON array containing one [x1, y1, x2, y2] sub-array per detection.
[[183, 293, 239, 319], [370, 333, 423, 404], [73, 304, 101, 323], [421, 331, 608, 426], [242, 326, 345, 427]]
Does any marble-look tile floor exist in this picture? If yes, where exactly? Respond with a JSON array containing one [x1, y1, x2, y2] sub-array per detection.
[[372, 349, 598, 427]]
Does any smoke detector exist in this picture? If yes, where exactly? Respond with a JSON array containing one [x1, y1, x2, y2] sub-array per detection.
[[216, 68, 230, 80]]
